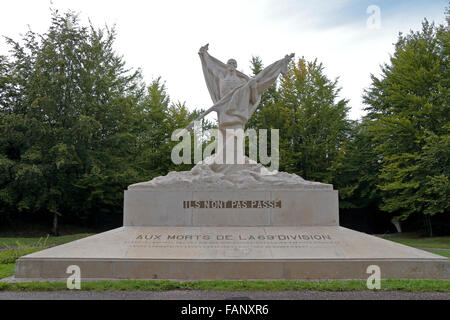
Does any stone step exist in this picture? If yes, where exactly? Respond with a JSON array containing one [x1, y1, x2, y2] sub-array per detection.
[[15, 226, 450, 280]]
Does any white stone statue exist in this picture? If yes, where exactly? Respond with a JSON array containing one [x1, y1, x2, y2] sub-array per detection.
[[129, 45, 332, 191], [185, 44, 295, 134]]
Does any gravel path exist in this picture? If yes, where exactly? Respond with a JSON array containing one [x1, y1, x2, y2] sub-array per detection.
[[0, 290, 449, 300]]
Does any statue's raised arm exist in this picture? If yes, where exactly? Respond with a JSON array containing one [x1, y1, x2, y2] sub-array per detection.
[[199, 44, 249, 104], [198, 44, 225, 104], [175, 45, 295, 140], [252, 53, 295, 96]]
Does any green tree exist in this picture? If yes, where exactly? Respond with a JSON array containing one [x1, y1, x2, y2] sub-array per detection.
[[0, 10, 143, 234], [363, 17, 449, 235], [245, 57, 351, 185], [277, 58, 350, 182], [246, 56, 280, 130], [329, 119, 381, 210], [135, 78, 205, 178]]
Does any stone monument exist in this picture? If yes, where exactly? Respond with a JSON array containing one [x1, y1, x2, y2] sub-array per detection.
[[14, 45, 449, 280]]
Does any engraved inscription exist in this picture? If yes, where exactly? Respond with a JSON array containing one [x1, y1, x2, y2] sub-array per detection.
[[135, 233, 332, 241], [183, 200, 282, 209]]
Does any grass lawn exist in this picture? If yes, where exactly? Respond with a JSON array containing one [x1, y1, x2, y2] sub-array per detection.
[[0, 233, 93, 276], [0, 279, 449, 292], [0, 264, 15, 279], [0, 246, 47, 264], [379, 233, 450, 249], [0, 234, 94, 248], [427, 250, 450, 258]]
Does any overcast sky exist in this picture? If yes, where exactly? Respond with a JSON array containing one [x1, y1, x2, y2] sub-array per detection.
[[0, 0, 448, 120]]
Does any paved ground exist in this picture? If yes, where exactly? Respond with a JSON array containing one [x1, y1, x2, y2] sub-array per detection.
[[0, 290, 449, 300]]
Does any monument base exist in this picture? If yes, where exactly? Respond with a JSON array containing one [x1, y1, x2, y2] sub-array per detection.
[[15, 226, 450, 280]]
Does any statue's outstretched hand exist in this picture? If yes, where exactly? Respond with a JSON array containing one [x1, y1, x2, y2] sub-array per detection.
[[285, 53, 295, 61], [281, 53, 295, 78], [199, 44, 209, 55]]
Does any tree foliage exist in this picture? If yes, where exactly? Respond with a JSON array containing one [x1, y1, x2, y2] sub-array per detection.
[[363, 18, 449, 222], [0, 10, 197, 232], [328, 120, 382, 210], [247, 56, 351, 184]]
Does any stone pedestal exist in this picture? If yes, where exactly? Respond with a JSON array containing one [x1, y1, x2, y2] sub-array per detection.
[[13, 161, 450, 280], [124, 189, 339, 227], [15, 226, 450, 280]]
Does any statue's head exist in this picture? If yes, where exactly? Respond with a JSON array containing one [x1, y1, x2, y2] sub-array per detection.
[[227, 59, 237, 71]]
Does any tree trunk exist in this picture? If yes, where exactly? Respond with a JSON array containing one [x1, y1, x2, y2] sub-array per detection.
[[52, 212, 59, 236], [425, 215, 433, 238]]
